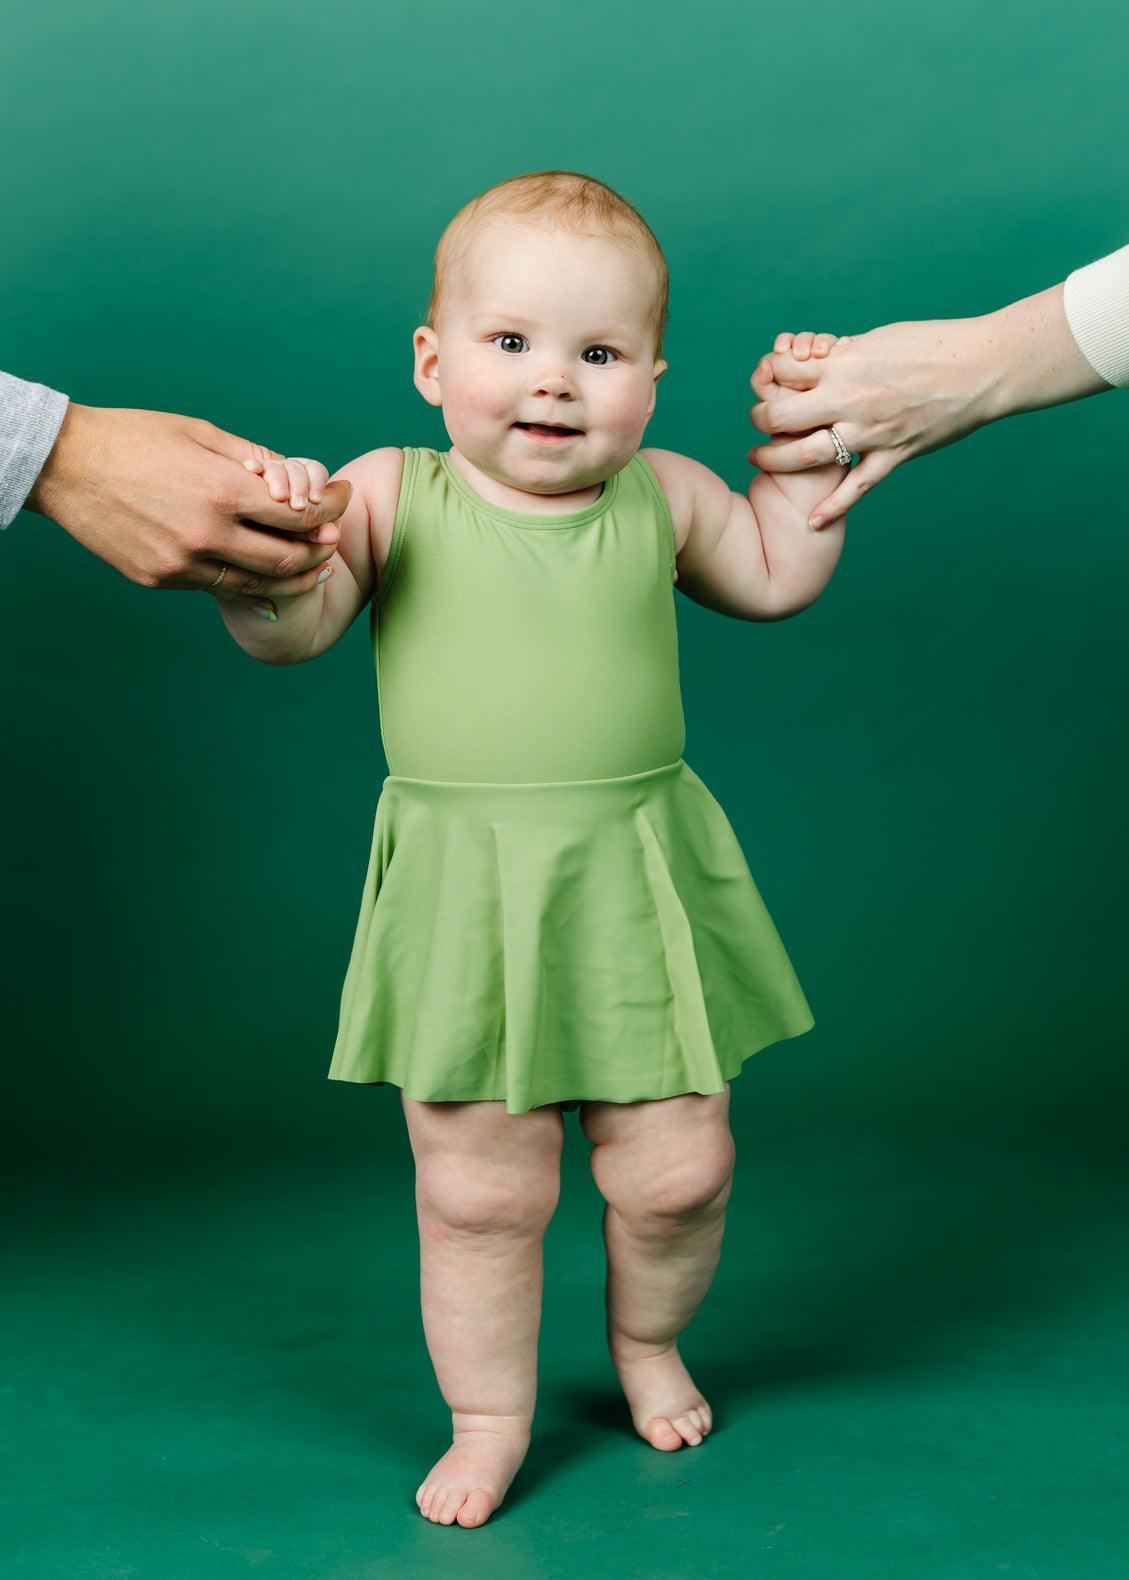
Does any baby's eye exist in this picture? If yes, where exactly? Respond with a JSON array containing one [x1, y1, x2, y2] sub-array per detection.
[[489, 333, 618, 365]]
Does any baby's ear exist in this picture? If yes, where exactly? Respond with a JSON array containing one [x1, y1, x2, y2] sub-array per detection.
[[412, 324, 443, 408]]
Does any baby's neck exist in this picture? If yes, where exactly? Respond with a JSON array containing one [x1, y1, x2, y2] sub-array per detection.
[[448, 449, 605, 515]]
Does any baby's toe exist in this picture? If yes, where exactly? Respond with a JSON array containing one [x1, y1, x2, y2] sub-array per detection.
[[456, 1488, 495, 1527], [644, 1415, 684, 1451], [436, 1487, 464, 1525], [672, 1414, 704, 1445], [422, 1483, 446, 1520]]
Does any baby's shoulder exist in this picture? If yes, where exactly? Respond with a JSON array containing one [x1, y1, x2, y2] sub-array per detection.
[[335, 446, 408, 579], [637, 447, 694, 556]]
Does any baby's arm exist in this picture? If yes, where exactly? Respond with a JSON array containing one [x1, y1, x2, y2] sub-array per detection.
[[646, 334, 848, 621], [216, 448, 400, 665]]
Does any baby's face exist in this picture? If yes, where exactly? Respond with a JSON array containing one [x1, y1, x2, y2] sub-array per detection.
[[413, 221, 667, 497]]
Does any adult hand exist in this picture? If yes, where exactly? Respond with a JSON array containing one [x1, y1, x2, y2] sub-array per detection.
[[747, 320, 998, 529], [747, 284, 1111, 530], [25, 403, 352, 599]]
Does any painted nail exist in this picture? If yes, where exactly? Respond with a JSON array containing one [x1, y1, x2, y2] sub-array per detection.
[[253, 604, 277, 621]]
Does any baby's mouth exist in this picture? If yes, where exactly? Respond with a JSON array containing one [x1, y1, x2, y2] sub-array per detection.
[[513, 422, 583, 437]]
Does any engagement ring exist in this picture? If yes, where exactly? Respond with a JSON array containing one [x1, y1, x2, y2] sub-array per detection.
[[828, 425, 852, 466]]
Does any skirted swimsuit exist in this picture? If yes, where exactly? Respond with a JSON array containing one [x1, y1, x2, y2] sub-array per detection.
[[327, 446, 814, 1114]]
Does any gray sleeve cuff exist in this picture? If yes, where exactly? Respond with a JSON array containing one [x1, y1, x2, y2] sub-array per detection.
[[1063, 244, 1129, 389], [0, 373, 70, 529]]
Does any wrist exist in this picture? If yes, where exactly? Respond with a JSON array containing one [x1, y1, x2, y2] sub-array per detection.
[[216, 581, 325, 665], [955, 312, 1012, 431], [24, 401, 95, 521]]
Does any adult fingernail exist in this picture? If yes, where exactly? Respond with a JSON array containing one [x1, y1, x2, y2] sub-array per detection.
[[316, 566, 333, 584], [253, 604, 278, 621]]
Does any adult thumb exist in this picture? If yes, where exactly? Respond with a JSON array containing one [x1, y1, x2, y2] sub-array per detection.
[[196, 421, 350, 514], [310, 478, 352, 524]]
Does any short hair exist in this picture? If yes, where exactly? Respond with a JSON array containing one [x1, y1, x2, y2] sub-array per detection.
[[423, 169, 669, 362]]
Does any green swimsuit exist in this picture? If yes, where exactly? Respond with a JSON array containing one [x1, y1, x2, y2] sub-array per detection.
[[327, 446, 813, 1113]]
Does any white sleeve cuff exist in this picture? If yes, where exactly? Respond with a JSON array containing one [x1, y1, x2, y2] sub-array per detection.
[[1063, 243, 1129, 389]]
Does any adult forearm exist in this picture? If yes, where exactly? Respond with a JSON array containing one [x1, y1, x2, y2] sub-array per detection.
[[979, 282, 1112, 425]]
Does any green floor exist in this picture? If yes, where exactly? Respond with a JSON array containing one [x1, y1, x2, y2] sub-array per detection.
[[5, 1098, 1127, 1579]]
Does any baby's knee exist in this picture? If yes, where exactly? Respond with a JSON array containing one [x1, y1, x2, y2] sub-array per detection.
[[598, 1131, 736, 1221], [417, 1153, 560, 1235]]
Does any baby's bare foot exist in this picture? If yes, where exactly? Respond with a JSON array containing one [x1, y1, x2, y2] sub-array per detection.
[[415, 1411, 531, 1528], [610, 1342, 714, 1451]]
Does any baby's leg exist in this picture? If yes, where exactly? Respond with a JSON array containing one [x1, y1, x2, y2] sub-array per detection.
[[402, 1093, 564, 1528], [579, 1085, 735, 1451]]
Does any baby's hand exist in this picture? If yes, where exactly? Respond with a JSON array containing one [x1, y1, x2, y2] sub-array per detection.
[[752, 331, 850, 400], [222, 452, 337, 611], [774, 330, 844, 363], [241, 452, 330, 512]]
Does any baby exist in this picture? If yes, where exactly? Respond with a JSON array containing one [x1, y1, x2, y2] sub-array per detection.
[[213, 170, 849, 1529]]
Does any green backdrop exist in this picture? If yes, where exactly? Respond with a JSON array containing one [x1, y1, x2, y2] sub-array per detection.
[[3, 0, 1126, 1159], [2, 3, 1127, 1577]]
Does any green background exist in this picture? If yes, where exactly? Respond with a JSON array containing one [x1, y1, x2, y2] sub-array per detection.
[[2, 1, 1127, 1575]]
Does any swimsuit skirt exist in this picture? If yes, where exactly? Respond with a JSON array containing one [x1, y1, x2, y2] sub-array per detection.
[[327, 446, 814, 1114]]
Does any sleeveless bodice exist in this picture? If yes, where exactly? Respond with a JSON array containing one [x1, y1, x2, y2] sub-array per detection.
[[330, 446, 815, 1110], [370, 446, 686, 783]]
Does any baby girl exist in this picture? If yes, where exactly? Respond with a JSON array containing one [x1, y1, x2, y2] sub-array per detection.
[[212, 169, 849, 1528]]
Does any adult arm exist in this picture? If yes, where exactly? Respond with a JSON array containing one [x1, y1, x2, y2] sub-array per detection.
[[748, 244, 1129, 529]]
